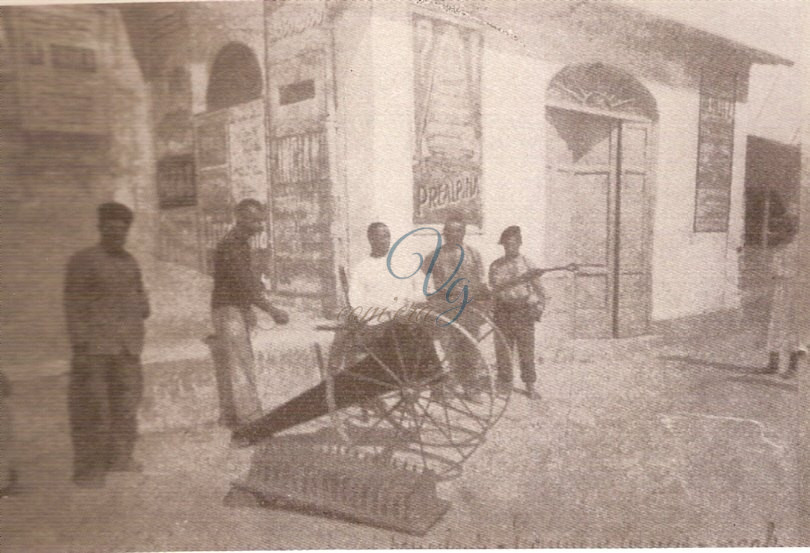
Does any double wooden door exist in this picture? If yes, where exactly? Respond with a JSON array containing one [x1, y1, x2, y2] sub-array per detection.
[[545, 108, 652, 338]]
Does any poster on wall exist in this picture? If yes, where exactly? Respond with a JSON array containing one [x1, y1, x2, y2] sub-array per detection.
[[193, 111, 230, 273], [267, 50, 334, 299], [196, 167, 232, 274], [413, 14, 483, 226], [158, 207, 200, 269], [228, 99, 268, 203], [195, 112, 228, 169], [693, 72, 736, 233]]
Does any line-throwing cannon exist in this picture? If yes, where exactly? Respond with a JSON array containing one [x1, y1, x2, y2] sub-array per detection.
[[224, 264, 582, 534]]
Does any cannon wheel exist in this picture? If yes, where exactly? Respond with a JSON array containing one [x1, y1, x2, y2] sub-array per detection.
[[321, 306, 514, 480]]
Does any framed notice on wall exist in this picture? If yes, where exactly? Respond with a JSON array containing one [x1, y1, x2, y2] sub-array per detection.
[[694, 72, 737, 233], [157, 155, 195, 209], [413, 14, 483, 226]]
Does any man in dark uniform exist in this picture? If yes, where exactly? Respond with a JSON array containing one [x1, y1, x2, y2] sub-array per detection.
[[489, 226, 545, 400], [211, 199, 288, 436], [64, 202, 150, 487]]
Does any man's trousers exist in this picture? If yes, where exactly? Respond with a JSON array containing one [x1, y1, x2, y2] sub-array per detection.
[[68, 353, 143, 479], [211, 306, 263, 428], [493, 303, 537, 385]]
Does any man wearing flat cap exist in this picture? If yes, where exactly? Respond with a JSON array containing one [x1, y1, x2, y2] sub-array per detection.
[[64, 202, 150, 487], [489, 225, 545, 400]]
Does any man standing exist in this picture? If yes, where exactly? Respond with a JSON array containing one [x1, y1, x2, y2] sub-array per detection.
[[425, 215, 486, 305], [763, 212, 802, 378], [423, 215, 488, 395], [231, 222, 432, 447], [64, 202, 150, 487], [211, 199, 288, 433], [489, 226, 545, 400], [348, 222, 423, 322]]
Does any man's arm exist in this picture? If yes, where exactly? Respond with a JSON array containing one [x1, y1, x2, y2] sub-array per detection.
[[135, 263, 150, 320], [525, 257, 547, 310], [488, 260, 496, 290], [227, 245, 288, 324], [64, 254, 92, 352]]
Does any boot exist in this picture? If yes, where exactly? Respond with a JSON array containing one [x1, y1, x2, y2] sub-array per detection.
[[525, 383, 540, 401], [781, 351, 800, 379], [763, 352, 780, 374]]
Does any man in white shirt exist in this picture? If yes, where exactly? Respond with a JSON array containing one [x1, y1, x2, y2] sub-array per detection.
[[230, 224, 438, 446], [347, 222, 424, 326]]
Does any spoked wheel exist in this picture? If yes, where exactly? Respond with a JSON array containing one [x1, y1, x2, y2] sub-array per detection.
[[323, 306, 513, 480]]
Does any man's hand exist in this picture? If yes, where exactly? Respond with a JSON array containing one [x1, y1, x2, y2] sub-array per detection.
[[269, 306, 289, 325]]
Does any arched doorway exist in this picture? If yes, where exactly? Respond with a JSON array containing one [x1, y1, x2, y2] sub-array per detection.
[[194, 42, 267, 274], [545, 63, 657, 338], [206, 42, 263, 111]]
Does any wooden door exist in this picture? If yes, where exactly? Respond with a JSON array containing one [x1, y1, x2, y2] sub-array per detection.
[[615, 121, 651, 337], [545, 108, 651, 338]]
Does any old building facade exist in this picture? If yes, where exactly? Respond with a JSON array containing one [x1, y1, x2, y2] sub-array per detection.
[[2, 0, 793, 364]]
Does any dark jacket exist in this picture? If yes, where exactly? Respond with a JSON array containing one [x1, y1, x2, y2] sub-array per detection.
[[64, 245, 150, 356], [211, 229, 270, 312]]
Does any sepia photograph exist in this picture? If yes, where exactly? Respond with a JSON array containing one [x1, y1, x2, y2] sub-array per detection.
[[0, 0, 808, 550]]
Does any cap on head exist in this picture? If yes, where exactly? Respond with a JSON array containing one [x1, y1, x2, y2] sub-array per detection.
[[236, 198, 264, 214], [499, 225, 522, 245], [98, 202, 134, 225]]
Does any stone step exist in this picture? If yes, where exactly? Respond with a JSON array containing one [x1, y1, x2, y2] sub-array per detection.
[[137, 322, 334, 433]]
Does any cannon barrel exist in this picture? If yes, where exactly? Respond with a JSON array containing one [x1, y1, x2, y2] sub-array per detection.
[[234, 322, 440, 445]]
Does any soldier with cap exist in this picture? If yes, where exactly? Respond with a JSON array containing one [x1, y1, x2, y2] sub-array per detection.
[[489, 225, 546, 400], [64, 202, 150, 487]]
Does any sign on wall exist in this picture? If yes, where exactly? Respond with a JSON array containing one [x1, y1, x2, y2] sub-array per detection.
[[694, 72, 736, 233], [10, 6, 107, 134], [267, 50, 334, 299], [228, 100, 268, 203], [413, 14, 483, 225]]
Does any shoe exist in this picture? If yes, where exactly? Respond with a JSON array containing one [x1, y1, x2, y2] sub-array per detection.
[[525, 385, 540, 401], [108, 458, 143, 473], [496, 380, 513, 394], [461, 389, 485, 404], [762, 352, 780, 374], [73, 473, 106, 488], [229, 432, 254, 449], [781, 352, 800, 379], [0, 469, 19, 497]]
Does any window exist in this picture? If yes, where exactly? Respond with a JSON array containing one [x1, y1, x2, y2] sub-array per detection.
[[157, 155, 196, 209]]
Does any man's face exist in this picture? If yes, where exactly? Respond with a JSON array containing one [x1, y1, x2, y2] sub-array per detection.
[[368, 225, 391, 257], [502, 236, 521, 257], [443, 221, 465, 246], [99, 219, 131, 252], [237, 206, 265, 236]]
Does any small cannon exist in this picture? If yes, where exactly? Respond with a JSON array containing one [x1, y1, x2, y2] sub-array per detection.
[[233, 305, 513, 481], [227, 264, 582, 534]]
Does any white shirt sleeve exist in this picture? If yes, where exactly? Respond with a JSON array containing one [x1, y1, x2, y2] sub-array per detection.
[[348, 261, 366, 309]]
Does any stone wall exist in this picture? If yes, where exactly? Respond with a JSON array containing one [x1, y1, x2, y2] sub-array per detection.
[[1, 6, 155, 365]]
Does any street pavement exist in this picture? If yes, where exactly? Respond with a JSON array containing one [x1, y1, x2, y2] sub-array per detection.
[[0, 317, 801, 551]]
